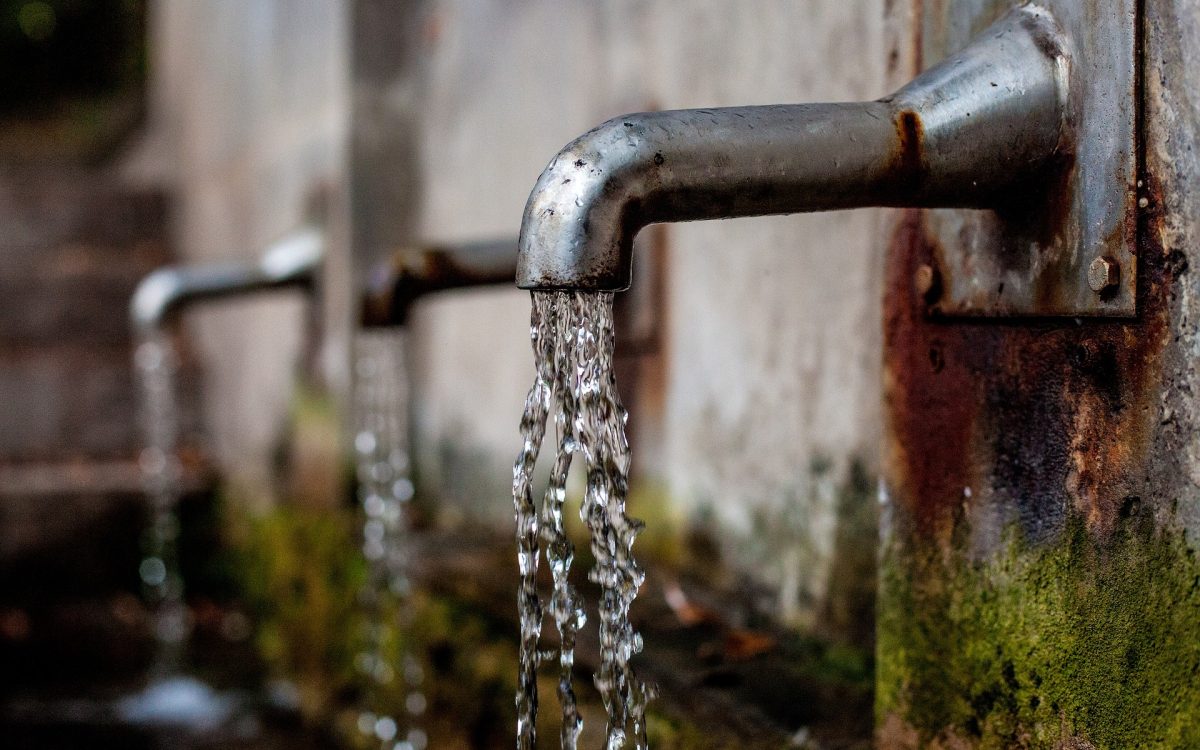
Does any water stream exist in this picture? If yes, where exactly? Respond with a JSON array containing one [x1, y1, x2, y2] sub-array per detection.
[[133, 331, 190, 675], [352, 329, 426, 750], [125, 332, 242, 729], [514, 292, 651, 750]]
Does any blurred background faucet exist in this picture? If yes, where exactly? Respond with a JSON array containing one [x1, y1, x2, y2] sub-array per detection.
[[130, 225, 324, 335], [359, 238, 517, 328]]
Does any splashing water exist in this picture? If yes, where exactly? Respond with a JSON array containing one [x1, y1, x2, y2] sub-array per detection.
[[353, 330, 427, 750], [134, 331, 190, 674], [513, 292, 652, 750]]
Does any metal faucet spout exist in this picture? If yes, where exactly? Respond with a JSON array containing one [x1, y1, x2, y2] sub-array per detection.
[[360, 238, 519, 327], [517, 5, 1067, 291], [130, 225, 324, 334]]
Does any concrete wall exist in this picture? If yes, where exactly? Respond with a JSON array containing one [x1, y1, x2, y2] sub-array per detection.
[[136, 0, 351, 499], [359, 0, 887, 631]]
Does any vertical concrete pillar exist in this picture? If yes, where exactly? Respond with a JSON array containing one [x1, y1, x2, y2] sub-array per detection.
[[877, 1, 1200, 746]]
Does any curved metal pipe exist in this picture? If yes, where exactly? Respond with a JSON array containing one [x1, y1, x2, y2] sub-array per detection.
[[130, 226, 324, 334], [517, 5, 1068, 291], [360, 238, 518, 327]]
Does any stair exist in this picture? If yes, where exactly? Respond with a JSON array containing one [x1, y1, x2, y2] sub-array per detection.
[[0, 168, 187, 591]]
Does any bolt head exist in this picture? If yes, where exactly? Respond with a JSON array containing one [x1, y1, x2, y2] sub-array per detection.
[[914, 263, 940, 301], [1088, 257, 1120, 294]]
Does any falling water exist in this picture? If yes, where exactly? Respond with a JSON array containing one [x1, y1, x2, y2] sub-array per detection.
[[514, 292, 651, 750], [352, 329, 427, 750], [133, 331, 190, 674]]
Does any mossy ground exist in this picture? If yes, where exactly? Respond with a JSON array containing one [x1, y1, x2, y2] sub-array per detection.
[[877, 507, 1200, 749], [230, 492, 877, 747]]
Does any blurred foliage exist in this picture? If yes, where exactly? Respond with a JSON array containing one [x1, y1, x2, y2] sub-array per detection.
[[234, 505, 366, 720], [0, 0, 145, 113], [230, 502, 520, 747], [0, 0, 146, 162]]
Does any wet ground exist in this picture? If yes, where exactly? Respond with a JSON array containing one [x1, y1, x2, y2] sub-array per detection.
[[0, 592, 335, 750], [412, 526, 874, 749], [0, 504, 872, 749]]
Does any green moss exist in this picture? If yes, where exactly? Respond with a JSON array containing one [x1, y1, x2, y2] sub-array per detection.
[[644, 711, 724, 748], [877, 508, 1200, 748], [235, 506, 366, 718], [233, 504, 524, 744], [821, 459, 879, 647], [643, 707, 796, 749]]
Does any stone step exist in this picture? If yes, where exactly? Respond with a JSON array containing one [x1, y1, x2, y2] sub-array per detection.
[[0, 173, 170, 278], [0, 460, 215, 593], [0, 170, 179, 463], [0, 348, 142, 461], [0, 276, 148, 347]]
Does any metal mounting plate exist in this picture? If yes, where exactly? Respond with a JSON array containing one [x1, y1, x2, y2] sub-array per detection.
[[921, 0, 1138, 318]]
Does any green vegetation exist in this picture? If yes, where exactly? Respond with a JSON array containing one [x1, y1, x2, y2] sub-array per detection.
[[236, 506, 366, 720], [0, 0, 147, 162], [232, 503, 522, 746]]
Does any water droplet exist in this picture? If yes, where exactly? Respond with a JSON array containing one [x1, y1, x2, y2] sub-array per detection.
[[357, 711, 377, 735], [406, 691, 427, 715], [374, 716, 398, 741], [139, 557, 167, 587], [406, 728, 428, 749], [355, 431, 377, 455], [351, 331, 424, 740]]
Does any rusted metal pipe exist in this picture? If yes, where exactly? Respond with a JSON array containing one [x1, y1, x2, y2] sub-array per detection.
[[130, 226, 324, 335], [517, 5, 1068, 291], [359, 238, 518, 327]]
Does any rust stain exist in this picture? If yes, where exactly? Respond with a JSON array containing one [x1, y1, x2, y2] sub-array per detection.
[[614, 224, 670, 464], [884, 209, 981, 541], [884, 165, 1173, 542], [894, 110, 925, 191], [360, 244, 517, 327]]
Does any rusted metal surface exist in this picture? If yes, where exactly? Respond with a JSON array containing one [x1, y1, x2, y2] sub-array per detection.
[[613, 226, 670, 463], [920, 0, 1139, 318], [359, 238, 518, 327], [884, 165, 1169, 544]]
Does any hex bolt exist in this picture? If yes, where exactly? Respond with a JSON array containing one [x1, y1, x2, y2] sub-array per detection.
[[1088, 256, 1120, 294], [914, 263, 941, 302]]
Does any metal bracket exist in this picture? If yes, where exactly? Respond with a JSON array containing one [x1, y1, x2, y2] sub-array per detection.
[[921, 0, 1138, 318]]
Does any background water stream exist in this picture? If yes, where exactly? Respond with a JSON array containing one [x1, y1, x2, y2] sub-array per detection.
[[353, 330, 427, 750], [133, 331, 189, 676]]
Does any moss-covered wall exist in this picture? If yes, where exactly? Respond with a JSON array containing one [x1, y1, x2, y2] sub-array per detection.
[[877, 1, 1200, 746], [878, 516, 1200, 748]]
